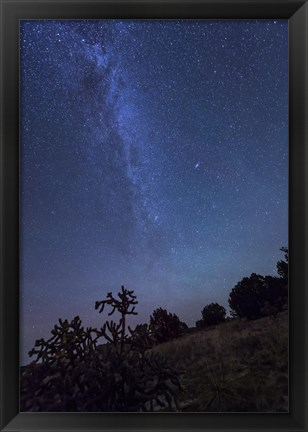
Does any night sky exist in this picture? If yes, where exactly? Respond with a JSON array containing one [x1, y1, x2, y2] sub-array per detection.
[[20, 20, 288, 365]]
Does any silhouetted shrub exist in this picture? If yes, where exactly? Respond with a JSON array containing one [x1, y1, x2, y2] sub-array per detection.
[[201, 303, 226, 327], [149, 307, 187, 344]]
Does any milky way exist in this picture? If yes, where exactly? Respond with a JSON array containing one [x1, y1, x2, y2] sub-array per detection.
[[20, 20, 288, 364]]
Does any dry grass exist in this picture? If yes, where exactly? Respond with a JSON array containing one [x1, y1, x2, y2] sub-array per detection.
[[152, 311, 288, 412]]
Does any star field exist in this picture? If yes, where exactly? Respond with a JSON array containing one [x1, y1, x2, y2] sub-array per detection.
[[20, 20, 288, 364]]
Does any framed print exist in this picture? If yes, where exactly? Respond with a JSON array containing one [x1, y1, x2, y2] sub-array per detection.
[[0, 0, 307, 431], [19, 17, 291, 414]]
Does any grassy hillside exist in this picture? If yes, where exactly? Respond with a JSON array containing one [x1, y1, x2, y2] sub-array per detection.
[[20, 309, 288, 412], [152, 311, 288, 412]]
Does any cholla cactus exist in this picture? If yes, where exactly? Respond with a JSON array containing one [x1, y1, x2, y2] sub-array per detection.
[[21, 287, 182, 412], [95, 286, 137, 353], [28, 316, 98, 364], [94, 287, 181, 411]]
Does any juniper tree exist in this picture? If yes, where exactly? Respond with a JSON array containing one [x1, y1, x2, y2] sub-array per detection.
[[149, 308, 187, 343], [277, 246, 288, 282], [201, 303, 226, 327]]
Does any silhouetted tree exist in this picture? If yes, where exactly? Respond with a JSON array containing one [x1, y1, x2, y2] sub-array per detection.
[[277, 246, 288, 282], [262, 275, 288, 316], [228, 273, 268, 320], [201, 303, 226, 327], [149, 308, 187, 344], [228, 271, 287, 320]]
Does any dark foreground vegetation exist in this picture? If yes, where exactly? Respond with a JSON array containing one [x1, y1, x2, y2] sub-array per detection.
[[20, 248, 288, 412]]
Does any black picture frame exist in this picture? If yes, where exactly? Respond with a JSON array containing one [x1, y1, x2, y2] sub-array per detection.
[[1, 0, 307, 431]]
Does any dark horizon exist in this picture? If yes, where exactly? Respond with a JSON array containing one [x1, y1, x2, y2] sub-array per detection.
[[20, 19, 288, 365]]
